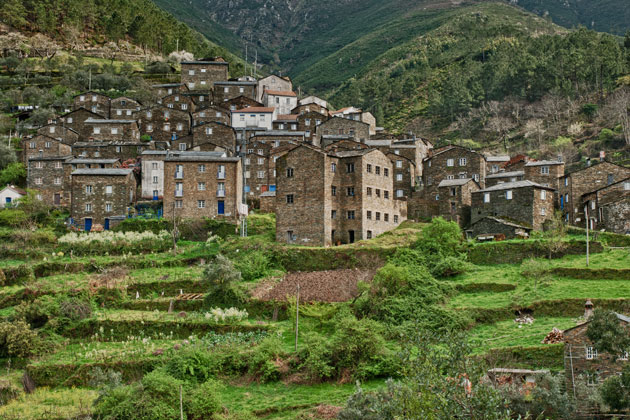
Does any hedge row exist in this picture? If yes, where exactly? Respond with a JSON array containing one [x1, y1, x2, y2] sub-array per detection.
[[468, 240, 603, 265], [27, 359, 158, 388], [456, 283, 517, 293], [0, 229, 57, 245], [547, 267, 630, 280], [480, 344, 564, 370], [62, 319, 269, 341], [0, 265, 35, 286], [567, 227, 630, 247], [126, 279, 206, 297]]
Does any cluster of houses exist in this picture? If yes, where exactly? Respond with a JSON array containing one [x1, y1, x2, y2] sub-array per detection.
[[11, 57, 630, 242]]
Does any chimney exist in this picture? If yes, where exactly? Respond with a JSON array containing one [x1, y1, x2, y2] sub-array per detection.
[[586, 158, 591, 167], [585, 299, 594, 319], [557, 155, 563, 162]]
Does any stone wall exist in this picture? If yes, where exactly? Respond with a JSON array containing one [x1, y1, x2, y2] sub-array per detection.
[[135, 106, 191, 143], [73, 92, 111, 118], [22, 136, 72, 163], [316, 117, 370, 144], [181, 62, 228, 91], [422, 146, 487, 196], [27, 157, 70, 207]]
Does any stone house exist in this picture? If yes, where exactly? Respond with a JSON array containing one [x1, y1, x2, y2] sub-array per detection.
[[214, 80, 257, 103], [163, 152, 245, 222], [581, 177, 630, 234], [181, 58, 229, 91], [275, 145, 406, 246], [231, 107, 277, 131], [485, 170, 525, 187], [27, 156, 71, 207], [22, 135, 72, 162], [223, 96, 264, 112], [70, 168, 136, 231], [72, 142, 147, 161], [63, 158, 121, 198], [262, 90, 298, 116], [73, 91, 111, 118], [57, 108, 104, 140], [388, 153, 416, 199], [135, 106, 191, 143], [291, 103, 329, 117], [110, 97, 141, 119], [559, 161, 630, 226], [140, 151, 172, 200], [152, 83, 187, 98], [159, 94, 195, 113], [171, 135, 195, 152], [299, 96, 328, 110], [467, 216, 532, 240], [330, 107, 376, 136], [259, 191, 276, 213], [564, 309, 630, 393], [485, 155, 511, 175], [471, 180, 554, 231], [84, 119, 140, 142], [323, 139, 371, 154], [316, 117, 370, 145], [294, 111, 328, 144], [421, 145, 487, 198], [0, 185, 26, 208], [192, 105, 231, 126], [192, 122, 237, 154], [272, 114, 299, 131], [184, 92, 213, 107], [436, 178, 480, 227], [257, 75, 292, 103], [36, 124, 80, 145], [243, 141, 298, 203], [523, 160, 565, 192]]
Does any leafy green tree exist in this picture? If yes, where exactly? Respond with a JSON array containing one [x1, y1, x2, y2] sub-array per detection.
[[586, 309, 630, 357], [0, 162, 26, 186], [600, 366, 630, 411], [202, 254, 245, 307], [0, 143, 17, 170]]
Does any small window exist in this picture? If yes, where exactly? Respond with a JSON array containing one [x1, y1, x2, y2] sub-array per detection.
[[375, 212, 381, 221], [396, 189, 404, 198], [396, 174, 403, 182], [105, 203, 112, 212], [367, 187, 372, 196], [484, 193, 490, 203], [384, 213, 389, 222], [506, 190, 513, 200], [257, 171, 265, 179], [347, 211, 355, 220], [45, 142, 51, 149], [396, 160, 403, 168], [331, 210, 337, 219], [152, 162, 158, 170], [384, 168, 389, 177], [153, 176, 158, 184], [331, 163, 336, 173], [198, 182, 206, 191], [111, 128, 118, 135], [541, 190, 547, 200], [375, 166, 380, 175], [257, 158, 264, 165], [367, 164, 372, 173], [586, 347, 597, 360], [394, 215, 399, 223], [346, 163, 354, 173], [175, 200, 183, 208], [93, 127, 101, 134], [367, 231, 372, 239], [85, 203, 92, 212], [347, 187, 355, 196], [625, 182, 630, 191], [286, 168, 294, 178], [85, 185, 93, 194], [459, 158, 467, 166], [331, 186, 337, 196], [447, 158, 454, 167], [367, 211, 372, 220], [541, 166, 550, 174], [105, 185, 113, 194], [54, 177, 61, 185], [286, 194, 294, 204], [205, 127, 213, 135], [197, 200, 206, 208], [541, 208, 546, 216], [375, 189, 381, 198], [116, 110, 122, 116], [384, 191, 389, 199], [178, 143, 186, 151]]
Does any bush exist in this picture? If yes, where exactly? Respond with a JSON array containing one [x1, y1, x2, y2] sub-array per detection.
[[187, 380, 223, 420], [202, 255, 246, 307], [0, 320, 38, 358], [234, 250, 273, 282], [59, 298, 93, 321], [2, 264, 34, 286], [58, 230, 171, 255], [113, 218, 170, 234], [165, 349, 218, 383], [0, 209, 28, 227], [246, 335, 286, 382]]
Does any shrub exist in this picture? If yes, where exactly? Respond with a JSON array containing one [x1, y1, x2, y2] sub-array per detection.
[[0, 209, 28, 227], [204, 307, 248, 324], [2, 264, 34, 286], [59, 298, 93, 321], [0, 320, 38, 358], [202, 255, 246, 307], [113, 218, 170, 234], [187, 380, 223, 420], [234, 250, 273, 282], [165, 349, 217, 383], [246, 335, 286, 382], [58, 230, 171, 255]]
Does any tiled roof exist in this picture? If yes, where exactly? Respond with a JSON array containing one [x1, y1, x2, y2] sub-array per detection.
[[525, 160, 564, 167], [264, 90, 296, 97], [438, 178, 475, 187], [72, 168, 133, 176], [486, 171, 525, 179], [477, 180, 552, 192], [233, 107, 275, 113], [485, 155, 511, 162], [275, 114, 299, 121]]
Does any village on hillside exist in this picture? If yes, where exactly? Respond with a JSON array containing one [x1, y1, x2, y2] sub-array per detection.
[[4, 57, 629, 244]]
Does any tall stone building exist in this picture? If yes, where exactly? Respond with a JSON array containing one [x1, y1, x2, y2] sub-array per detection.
[[192, 122, 237, 154], [135, 106, 191, 143], [471, 180, 554, 231], [57, 108, 104, 140], [70, 168, 136, 231], [581, 176, 630, 233], [23, 136, 72, 162], [84, 119, 140, 142], [160, 94, 195, 113], [163, 152, 245, 222], [436, 178, 480, 227], [214, 80, 257, 102], [181, 58, 229, 91], [73, 91, 111, 118], [316, 117, 370, 145], [36, 124, 80, 145], [275, 145, 406, 246], [523, 160, 565, 192], [257, 75, 292, 103], [27, 155, 72, 207], [110, 97, 141, 119]]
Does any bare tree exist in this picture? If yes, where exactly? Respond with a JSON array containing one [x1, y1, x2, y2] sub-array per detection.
[[606, 87, 630, 146]]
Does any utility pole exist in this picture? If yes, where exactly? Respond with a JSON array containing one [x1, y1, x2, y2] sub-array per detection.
[[585, 205, 590, 267], [179, 384, 183, 420], [295, 283, 300, 352], [172, 202, 178, 254], [254, 49, 257, 78], [88, 68, 92, 91], [176, 38, 179, 52], [245, 43, 248, 77]]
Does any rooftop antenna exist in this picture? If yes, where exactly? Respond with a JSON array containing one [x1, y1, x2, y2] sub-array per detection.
[[254, 49, 257, 79]]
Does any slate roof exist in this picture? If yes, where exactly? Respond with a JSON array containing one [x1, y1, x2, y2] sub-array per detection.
[[486, 171, 525, 179], [438, 178, 476, 187], [71, 169, 132, 176], [477, 180, 553, 192]]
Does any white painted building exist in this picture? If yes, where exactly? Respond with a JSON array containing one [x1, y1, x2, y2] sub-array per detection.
[[300, 96, 328, 109], [0, 185, 26, 208], [257, 75, 293, 102], [231, 107, 277, 131], [263, 90, 298, 116]]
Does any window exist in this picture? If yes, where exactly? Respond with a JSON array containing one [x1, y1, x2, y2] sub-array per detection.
[[346, 163, 354, 173], [506, 190, 513, 200], [396, 160, 403, 168], [85, 203, 92, 212], [111, 128, 118, 135], [331, 186, 337, 196], [224, 87, 230, 93], [245, 158, 251, 165], [586, 347, 597, 360], [175, 200, 183, 208], [146, 124, 153, 132], [247, 148, 254, 154], [176, 123, 183, 131], [164, 124, 171, 132], [92, 95, 97, 102], [625, 182, 630, 191], [239, 87, 244, 93], [384, 190, 389, 199], [459, 158, 467, 166], [54, 177, 61, 185], [105, 203, 112, 212], [93, 127, 101, 134], [435, 194, 440, 201], [347, 211, 355, 220], [152, 162, 158, 170], [450, 187, 456, 197], [367, 231, 372, 239], [375, 212, 381, 221], [55, 161, 62, 169], [126, 110, 132, 116], [44, 141, 52, 149], [105, 185, 113, 194], [79, 95, 85, 101], [541, 166, 550, 174], [198, 182, 206, 191], [367, 211, 372, 220], [286, 194, 294, 204], [473, 174, 480, 182], [286, 168, 294, 178], [257, 171, 265, 179], [394, 215, 399, 223], [178, 143, 186, 151], [331, 163, 336, 173], [188, 70, 195, 75], [331, 210, 337, 219], [347, 187, 355, 196], [396, 174, 403, 182], [240, 114, 245, 122], [257, 158, 264, 165], [245, 171, 250, 178], [396, 189, 404, 198], [447, 158, 454, 167], [85, 185, 93, 194], [35, 161, 43, 169], [29, 142, 35, 149], [375, 166, 380, 175], [367, 164, 372, 173], [541, 190, 547, 200], [146, 111, 152, 118], [197, 200, 206, 208], [608, 174, 614, 185], [94, 152, 100, 158], [367, 187, 372, 196], [153, 176, 158, 184], [484, 193, 490, 203], [305, 119, 311, 125], [257, 149, 264, 155], [376, 189, 381, 198], [541, 208, 546, 216], [384, 168, 389, 177], [384, 213, 389, 222]]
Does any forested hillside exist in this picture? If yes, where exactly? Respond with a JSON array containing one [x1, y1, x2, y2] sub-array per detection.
[[0, 0, 242, 63]]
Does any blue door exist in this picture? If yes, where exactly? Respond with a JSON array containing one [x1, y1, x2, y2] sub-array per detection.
[[560, 195, 564, 210], [270, 185, 276, 192], [104, 219, 110, 230], [84, 218, 92, 231], [5, 197, 11, 204], [218, 200, 225, 215]]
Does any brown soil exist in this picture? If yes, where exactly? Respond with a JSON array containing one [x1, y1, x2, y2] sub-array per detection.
[[251, 269, 375, 303]]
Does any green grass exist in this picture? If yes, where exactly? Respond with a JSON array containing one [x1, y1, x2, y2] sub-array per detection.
[[468, 317, 578, 353], [0, 387, 97, 420]]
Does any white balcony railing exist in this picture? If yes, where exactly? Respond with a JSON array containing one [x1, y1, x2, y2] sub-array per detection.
[[175, 190, 183, 197], [174, 172, 184, 179], [216, 190, 225, 198], [217, 172, 226, 179]]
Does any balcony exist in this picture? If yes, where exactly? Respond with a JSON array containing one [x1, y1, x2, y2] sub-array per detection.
[[174, 172, 184, 179], [175, 190, 183, 198], [216, 190, 225, 198], [217, 172, 226, 180]]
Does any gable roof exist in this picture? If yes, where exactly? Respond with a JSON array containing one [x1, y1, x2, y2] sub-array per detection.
[[563, 312, 630, 334], [1, 185, 27, 196], [476, 180, 554, 193], [564, 160, 630, 177], [71, 168, 133, 176], [525, 160, 564, 167], [264, 90, 296, 97], [438, 178, 478, 188], [581, 175, 630, 197], [471, 216, 531, 230], [233, 107, 275, 113]]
